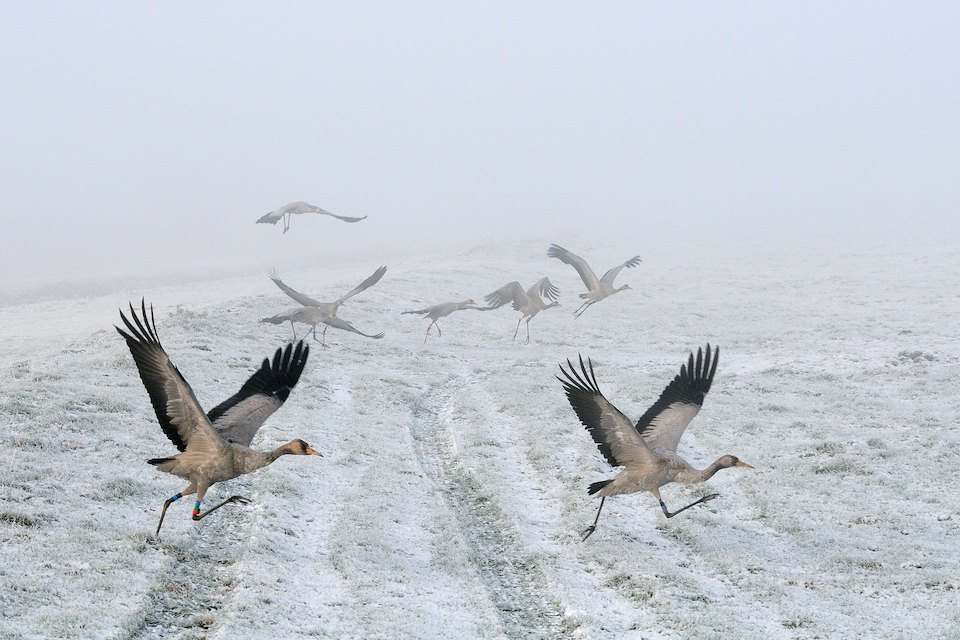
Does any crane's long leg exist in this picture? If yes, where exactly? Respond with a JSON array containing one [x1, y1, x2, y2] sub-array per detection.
[[573, 300, 590, 317], [581, 497, 605, 541], [512, 316, 523, 341], [424, 321, 434, 343], [192, 495, 251, 521], [653, 488, 720, 518], [321, 325, 328, 348], [283, 212, 290, 234], [155, 482, 196, 537], [525, 318, 531, 344], [289, 320, 298, 341]]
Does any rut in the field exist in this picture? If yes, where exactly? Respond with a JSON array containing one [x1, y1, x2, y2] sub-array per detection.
[[410, 373, 575, 640]]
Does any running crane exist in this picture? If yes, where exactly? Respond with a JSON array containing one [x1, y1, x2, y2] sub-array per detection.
[[116, 301, 321, 536], [481, 278, 560, 343], [401, 299, 479, 343], [557, 345, 752, 540], [261, 267, 387, 346]]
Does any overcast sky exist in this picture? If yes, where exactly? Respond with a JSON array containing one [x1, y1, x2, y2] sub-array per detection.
[[1, 2, 957, 288]]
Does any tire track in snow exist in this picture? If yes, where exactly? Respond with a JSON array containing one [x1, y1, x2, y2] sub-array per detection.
[[122, 484, 259, 639], [411, 373, 573, 640]]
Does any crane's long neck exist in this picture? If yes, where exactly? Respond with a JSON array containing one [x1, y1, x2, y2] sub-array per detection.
[[677, 458, 728, 484], [238, 445, 294, 475]]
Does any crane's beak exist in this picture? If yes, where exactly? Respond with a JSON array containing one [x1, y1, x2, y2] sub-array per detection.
[[306, 447, 323, 457], [735, 461, 754, 469]]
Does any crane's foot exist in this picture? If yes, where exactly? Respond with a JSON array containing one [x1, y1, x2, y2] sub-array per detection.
[[581, 525, 597, 542], [227, 495, 252, 506]]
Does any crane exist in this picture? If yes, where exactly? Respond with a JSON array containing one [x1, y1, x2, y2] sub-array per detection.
[[262, 267, 387, 346], [116, 301, 321, 536], [256, 201, 367, 234], [557, 345, 752, 540], [401, 300, 479, 343], [481, 278, 560, 343], [547, 244, 641, 318]]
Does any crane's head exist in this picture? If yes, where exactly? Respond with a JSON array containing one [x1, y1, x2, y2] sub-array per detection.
[[718, 454, 753, 470], [287, 438, 323, 457]]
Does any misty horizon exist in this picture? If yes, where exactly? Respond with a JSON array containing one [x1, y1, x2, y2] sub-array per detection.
[[3, 3, 958, 290]]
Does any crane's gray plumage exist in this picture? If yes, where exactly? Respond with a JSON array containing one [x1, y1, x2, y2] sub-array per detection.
[[260, 307, 385, 345], [481, 277, 560, 343], [208, 341, 310, 447], [557, 345, 752, 540], [402, 299, 479, 343], [269, 266, 386, 313], [256, 201, 367, 234], [117, 301, 321, 536], [263, 267, 387, 346], [547, 244, 641, 317]]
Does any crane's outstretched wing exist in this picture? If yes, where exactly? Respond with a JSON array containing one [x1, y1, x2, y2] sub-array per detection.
[[531, 276, 560, 302], [314, 208, 367, 223], [116, 301, 224, 456], [335, 266, 387, 305], [260, 307, 302, 325], [635, 345, 718, 453], [599, 256, 642, 288], [558, 356, 658, 468], [256, 211, 282, 225], [208, 342, 310, 447], [483, 281, 526, 310], [268, 270, 323, 307], [547, 244, 601, 291], [322, 316, 385, 339]]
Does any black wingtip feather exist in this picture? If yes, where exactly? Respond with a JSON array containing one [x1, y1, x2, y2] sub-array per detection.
[[118, 301, 189, 453], [634, 344, 720, 437], [558, 355, 623, 468], [206, 340, 310, 423], [588, 480, 612, 495]]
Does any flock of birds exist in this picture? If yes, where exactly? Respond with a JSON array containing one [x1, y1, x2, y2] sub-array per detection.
[[114, 202, 752, 540]]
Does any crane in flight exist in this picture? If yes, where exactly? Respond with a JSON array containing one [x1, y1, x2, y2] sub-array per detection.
[[262, 267, 387, 346], [481, 277, 560, 343], [116, 301, 320, 536], [557, 345, 752, 540], [256, 201, 367, 234], [547, 244, 641, 318]]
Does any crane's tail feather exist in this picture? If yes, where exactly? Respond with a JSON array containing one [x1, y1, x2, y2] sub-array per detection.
[[587, 480, 612, 495]]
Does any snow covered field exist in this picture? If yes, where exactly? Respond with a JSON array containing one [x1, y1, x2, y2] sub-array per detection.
[[0, 237, 958, 639]]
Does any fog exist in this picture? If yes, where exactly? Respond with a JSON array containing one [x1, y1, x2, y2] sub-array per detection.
[[2, 2, 958, 293]]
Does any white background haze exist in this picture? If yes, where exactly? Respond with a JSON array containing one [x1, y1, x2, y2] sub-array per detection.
[[1, 2, 958, 292]]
